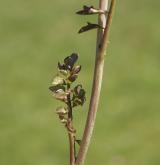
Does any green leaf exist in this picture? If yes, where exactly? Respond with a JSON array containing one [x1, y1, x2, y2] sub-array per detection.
[[72, 85, 86, 107], [79, 89, 86, 98], [59, 69, 69, 77], [49, 85, 65, 93], [74, 85, 82, 94], [59, 115, 67, 124], [56, 107, 68, 115], [49, 85, 68, 102], [73, 98, 82, 107], [53, 92, 67, 103], [52, 76, 65, 86]]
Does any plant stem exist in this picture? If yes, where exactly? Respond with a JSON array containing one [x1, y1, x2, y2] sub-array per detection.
[[68, 128, 75, 165], [75, 0, 116, 165], [67, 84, 76, 165]]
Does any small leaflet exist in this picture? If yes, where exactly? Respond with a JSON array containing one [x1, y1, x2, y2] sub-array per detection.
[[78, 22, 104, 34], [76, 5, 105, 15]]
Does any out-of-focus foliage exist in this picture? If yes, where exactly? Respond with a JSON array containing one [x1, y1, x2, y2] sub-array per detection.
[[0, 0, 160, 165]]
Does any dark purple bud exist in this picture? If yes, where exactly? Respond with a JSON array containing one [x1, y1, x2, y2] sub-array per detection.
[[68, 74, 78, 82], [72, 65, 81, 74], [64, 53, 78, 70]]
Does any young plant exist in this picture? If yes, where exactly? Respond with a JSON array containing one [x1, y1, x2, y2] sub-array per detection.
[[49, 0, 116, 164]]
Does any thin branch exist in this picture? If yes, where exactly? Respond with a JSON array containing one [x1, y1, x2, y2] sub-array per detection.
[[67, 128, 75, 165], [75, 0, 116, 165], [67, 84, 76, 165]]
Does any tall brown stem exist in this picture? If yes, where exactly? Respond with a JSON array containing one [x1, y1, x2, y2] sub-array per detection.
[[75, 0, 116, 165]]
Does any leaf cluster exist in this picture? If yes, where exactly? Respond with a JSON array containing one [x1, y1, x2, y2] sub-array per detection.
[[49, 53, 86, 123]]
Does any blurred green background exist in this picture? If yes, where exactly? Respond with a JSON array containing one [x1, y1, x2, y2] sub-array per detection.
[[0, 0, 160, 165]]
